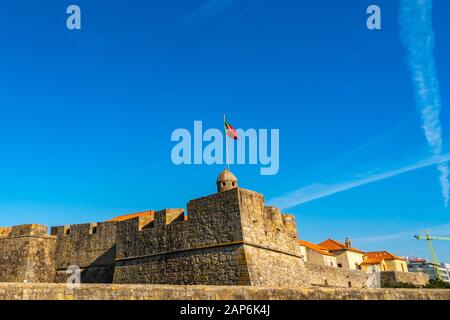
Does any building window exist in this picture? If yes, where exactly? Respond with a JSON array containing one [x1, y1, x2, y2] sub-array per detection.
[[65, 228, 70, 235], [92, 226, 97, 234], [337, 263, 343, 268], [348, 281, 352, 288], [401, 264, 405, 272]]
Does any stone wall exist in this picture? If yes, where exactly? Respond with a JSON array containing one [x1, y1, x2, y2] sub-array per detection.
[[0, 283, 449, 300], [0, 225, 56, 283], [51, 221, 117, 283], [114, 188, 308, 287], [115, 196, 243, 262], [114, 190, 247, 284], [237, 189, 307, 287], [304, 262, 369, 288], [381, 271, 429, 287]]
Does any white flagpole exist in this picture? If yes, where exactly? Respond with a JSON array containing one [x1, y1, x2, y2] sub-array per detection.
[[224, 114, 230, 171]]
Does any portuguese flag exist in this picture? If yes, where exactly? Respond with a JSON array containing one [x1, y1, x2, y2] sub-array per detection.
[[224, 118, 238, 140]]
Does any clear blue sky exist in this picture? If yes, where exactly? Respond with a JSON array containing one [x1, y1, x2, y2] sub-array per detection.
[[1, 0, 449, 262]]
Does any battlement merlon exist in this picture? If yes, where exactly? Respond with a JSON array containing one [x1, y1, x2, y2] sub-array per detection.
[[281, 214, 299, 240], [154, 209, 185, 228], [183, 187, 297, 239]]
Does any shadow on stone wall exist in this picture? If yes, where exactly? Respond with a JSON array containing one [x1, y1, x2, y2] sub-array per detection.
[[55, 246, 116, 284], [81, 245, 116, 283]]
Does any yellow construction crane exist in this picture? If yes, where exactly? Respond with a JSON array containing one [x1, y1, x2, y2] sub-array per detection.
[[414, 230, 450, 280]]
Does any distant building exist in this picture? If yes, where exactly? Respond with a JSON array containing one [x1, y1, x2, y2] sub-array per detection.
[[441, 263, 450, 283], [407, 258, 450, 283], [298, 239, 337, 267], [361, 251, 408, 272], [319, 238, 365, 270]]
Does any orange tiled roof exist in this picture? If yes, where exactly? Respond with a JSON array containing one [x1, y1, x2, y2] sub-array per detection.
[[361, 251, 406, 265], [108, 210, 155, 222], [319, 239, 365, 254], [298, 239, 334, 256]]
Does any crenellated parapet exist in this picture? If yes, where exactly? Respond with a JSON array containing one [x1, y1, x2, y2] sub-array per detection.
[[153, 208, 185, 228], [113, 188, 251, 285], [51, 221, 115, 237], [281, 214, 298, 240], [115, 190, 244, 263]]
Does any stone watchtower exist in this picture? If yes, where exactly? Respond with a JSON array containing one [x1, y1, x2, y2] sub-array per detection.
[[216, 169, 238, 193]]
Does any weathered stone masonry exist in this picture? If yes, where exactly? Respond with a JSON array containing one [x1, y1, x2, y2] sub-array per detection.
[[0, 225, 56, 283]]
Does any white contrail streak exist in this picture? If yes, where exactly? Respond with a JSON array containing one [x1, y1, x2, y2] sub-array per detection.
[[269, 154, 450, 210], [399, 0, 449, 207]]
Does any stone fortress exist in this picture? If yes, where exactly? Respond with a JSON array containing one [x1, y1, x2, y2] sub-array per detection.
[[0, 170, 429, 289]]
